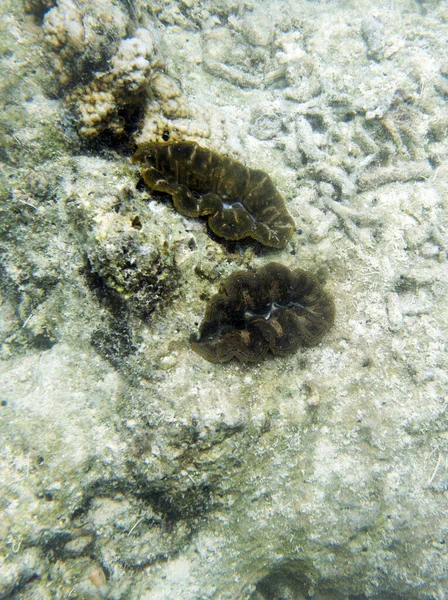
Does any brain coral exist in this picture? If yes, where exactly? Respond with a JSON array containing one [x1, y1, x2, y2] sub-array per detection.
[[132, 142, 295, 248], [191, 263, 335, 363]]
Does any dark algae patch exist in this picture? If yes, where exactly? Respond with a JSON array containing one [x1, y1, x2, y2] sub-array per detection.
[[191, 263, 335, 363], [133, 141, 295, 248]]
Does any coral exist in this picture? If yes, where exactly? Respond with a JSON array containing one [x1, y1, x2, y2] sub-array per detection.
[[69, 28, 159, 137], [287, 86, 434, 200], [202, 25, 271, 89], [133, 141, 295, 248], [200, 5, 289, 90], [249, 112, 283, 141], [69, 28, 161, 137], [109, 30, 158, 93], [357, 160, 433, 191], [191, 262, 335, 363], [136, 72, 202, 142], [322, 196, 382, 244], [39, 0, 235, 149], [134, 71, 233, 153], [273, 13, 439, 203], [42, 0, 129, 87], [275, 31, 322, 102], [65, 158, 180, 321]]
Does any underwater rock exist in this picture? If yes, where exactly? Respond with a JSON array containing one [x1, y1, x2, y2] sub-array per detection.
[[25, 0, 56, 18], [361, 14, 386, 61], [0, 549, 43, 598], [64, 157, 180, 321], [133, 142, 295, 248], [191, 262, 335, 363]]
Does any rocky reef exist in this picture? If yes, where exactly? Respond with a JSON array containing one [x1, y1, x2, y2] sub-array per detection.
[[0, 0, 448, 599]]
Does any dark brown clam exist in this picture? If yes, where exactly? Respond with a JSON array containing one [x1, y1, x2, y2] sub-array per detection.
[[132, 142, 295, 248], [191, 263, 335, 363]]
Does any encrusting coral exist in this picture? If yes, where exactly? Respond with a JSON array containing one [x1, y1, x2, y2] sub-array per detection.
[[133, 141, 295, 248], [191, 262, 335, 363]]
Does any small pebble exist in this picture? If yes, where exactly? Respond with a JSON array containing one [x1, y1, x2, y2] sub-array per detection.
[[89, 566, 107, 587], [159, 354, 177, 370], [386, 292, 403, 332], [64, 535, 94, 557]]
